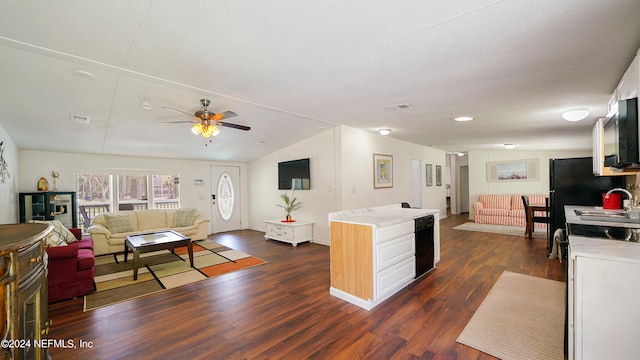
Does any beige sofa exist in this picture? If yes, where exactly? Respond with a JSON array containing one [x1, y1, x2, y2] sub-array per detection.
[[88, 208, 210, 256]]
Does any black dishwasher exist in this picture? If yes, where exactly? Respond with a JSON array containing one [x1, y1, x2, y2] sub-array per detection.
[[415, 215, 435, 278]]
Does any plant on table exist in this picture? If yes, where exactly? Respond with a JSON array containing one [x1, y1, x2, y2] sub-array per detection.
[[276, 191, 302, 221]]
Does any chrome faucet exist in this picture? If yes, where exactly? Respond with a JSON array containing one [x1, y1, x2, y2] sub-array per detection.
[[605, 188, 634, 210]]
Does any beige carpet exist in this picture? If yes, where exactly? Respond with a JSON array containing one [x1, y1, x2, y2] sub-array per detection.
[[454, 222, 547, 238], [457, 271, 565, 360]]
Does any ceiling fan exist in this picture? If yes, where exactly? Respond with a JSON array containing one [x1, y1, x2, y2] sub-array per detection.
[[161, 99, 250, 138]]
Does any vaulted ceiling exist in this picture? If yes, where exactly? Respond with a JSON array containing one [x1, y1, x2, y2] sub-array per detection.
[[1, 1, 639, 162]]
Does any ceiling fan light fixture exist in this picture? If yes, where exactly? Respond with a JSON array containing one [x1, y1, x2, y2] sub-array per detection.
[[562, 109, 589, 121]]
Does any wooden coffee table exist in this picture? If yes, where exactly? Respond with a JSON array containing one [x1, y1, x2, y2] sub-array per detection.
[[124, 230, 193, 280]]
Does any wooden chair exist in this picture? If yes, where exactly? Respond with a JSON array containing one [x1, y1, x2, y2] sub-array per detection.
[[521, 195, 550, 239]]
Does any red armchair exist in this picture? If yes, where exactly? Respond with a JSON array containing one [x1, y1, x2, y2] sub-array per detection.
[[46, 228, 95, 303]]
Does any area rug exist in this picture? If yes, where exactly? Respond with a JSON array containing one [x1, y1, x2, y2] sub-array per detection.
[[84, 239, 266, 311], [453, 222, 546, 238], [456, 271, 565, 360]]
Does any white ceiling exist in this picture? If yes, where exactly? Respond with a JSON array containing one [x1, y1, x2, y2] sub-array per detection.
[[1, 1, 639, 162]]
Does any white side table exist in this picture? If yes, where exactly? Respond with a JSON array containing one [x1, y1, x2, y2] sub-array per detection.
[[264, 219, 313, 247]]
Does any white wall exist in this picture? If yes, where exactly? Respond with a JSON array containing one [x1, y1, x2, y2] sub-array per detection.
[[248, 125, 447, 245], [18, 150, 248, 231], [248, 128, 338, 245], [468, 149, 591, 218], [0, 124, 19, 224], [338, 126, 446, 213]]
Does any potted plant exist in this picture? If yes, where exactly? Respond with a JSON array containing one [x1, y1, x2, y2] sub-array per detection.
[[276, 191, 302, 222]]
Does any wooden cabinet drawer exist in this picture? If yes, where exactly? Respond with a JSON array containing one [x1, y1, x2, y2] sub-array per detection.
[[17, 241, 45, 282], [376, 233, 414, 271], [266, 224, 293, 240], [376, 256, 415, 299]]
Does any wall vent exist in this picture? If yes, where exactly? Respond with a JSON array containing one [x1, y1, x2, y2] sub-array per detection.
[[70, 114, 90, 124], [385, 103, 412, 110]]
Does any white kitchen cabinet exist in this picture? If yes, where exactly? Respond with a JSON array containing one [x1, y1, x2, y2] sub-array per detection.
[[617, 55, 639, 101], [264, 219, 313, 247], [327, 204, 440, 310], [329, 219, 416, 310], [568, 237, 640, 360]]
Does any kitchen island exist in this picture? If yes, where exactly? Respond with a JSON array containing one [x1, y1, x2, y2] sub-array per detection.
[[565, 205, 640, 359], [328, 204, 439, 310]]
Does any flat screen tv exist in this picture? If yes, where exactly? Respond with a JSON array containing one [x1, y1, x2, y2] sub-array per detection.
[[278, 158, 310, 190]]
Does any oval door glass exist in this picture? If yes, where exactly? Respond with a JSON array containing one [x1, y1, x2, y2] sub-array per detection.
[[217, 173, 234, 221]]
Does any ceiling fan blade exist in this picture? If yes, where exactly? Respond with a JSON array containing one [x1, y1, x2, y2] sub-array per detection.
[[161, 106, 194, 117], [219, 121, 251, 131], [160, 120, 196, 124], [213, 110, 238, 120]]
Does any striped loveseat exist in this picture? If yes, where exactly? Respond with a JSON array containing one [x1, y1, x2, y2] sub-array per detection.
[[472, 194, 547, 228]]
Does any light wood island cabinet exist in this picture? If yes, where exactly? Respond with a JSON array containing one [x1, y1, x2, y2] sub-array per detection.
[[328, 205, 439, 310]]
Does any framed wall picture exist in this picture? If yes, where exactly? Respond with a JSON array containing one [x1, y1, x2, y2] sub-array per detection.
[[373, 153, 393, 189], [486, 159, 539, 182], [436, 165, 442, 186], [426, 164, 433, 186]]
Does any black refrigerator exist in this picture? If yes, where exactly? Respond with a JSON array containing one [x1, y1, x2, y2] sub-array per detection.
[[549, 156, 625, 248]]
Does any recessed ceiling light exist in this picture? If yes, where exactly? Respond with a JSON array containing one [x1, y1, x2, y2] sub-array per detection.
[[504, 143, 515, 149], [139, 101, 152, 110], [453, 116, 475, 122], [562, 109, 589, 121], [379, 129, 391, 136], [73, 70, 95, 81]]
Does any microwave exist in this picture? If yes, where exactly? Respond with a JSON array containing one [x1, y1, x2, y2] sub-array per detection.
[[603, 97, 639, 168]]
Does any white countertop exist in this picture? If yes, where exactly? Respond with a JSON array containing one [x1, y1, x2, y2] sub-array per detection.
[[328, 204, 438, 228], [569, 235, 640, 264], [565, 205, 640, 229]]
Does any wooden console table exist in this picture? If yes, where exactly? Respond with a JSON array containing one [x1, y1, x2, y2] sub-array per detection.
[[264, 220, 313, 247], [1, 223, 52, 360]]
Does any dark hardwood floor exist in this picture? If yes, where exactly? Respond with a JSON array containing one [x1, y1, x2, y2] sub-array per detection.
[[48, 213, 566, 359]]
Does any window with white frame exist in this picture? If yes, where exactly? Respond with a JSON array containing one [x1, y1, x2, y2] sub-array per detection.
[[76, 172, 113, 232], [76, 172, 180, 232], [152, 175, 180, 209]]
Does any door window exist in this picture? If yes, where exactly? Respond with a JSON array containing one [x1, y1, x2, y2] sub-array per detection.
[[217, 173, 234, 221]]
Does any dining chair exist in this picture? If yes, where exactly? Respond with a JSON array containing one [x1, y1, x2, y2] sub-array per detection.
[[521, 195, 550, 239]]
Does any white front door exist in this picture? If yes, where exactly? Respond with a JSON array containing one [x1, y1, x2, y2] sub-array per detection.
[[210, 165, 241, 233]]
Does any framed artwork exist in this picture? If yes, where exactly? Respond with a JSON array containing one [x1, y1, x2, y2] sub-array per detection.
[[426, 164, 433, 186], [486, 159, 539, 182], [436, 165, 442, 186], [373, 153, 393, 189]]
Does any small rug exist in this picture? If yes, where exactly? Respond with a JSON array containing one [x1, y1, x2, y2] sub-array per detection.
[[456, 271, 565, 360], [84, 239, 266, 311], [453, 222, 546, 238]]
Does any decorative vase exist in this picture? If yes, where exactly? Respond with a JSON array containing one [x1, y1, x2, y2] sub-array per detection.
[[286, 215, 293, 222], [37, 177, 49, 191]]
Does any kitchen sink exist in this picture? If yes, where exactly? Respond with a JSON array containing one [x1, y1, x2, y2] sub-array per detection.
[[574, 209, 640, 224], [574, 209, 627, 217]]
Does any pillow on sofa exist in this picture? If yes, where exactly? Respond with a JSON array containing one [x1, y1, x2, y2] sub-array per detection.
[[104, 214, 134, 233], [174, 208, 196, 227], [29, 219, 74, 246]]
